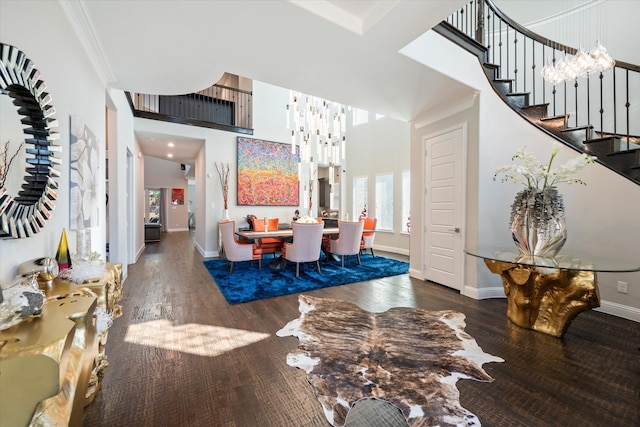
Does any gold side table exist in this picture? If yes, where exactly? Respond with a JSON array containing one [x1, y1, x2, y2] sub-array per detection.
[[466, 248, 639, 338]]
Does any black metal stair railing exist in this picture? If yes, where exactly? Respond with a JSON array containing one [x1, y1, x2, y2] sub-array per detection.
[[126, 84, 253, 135], [438, 0, 640, 183]]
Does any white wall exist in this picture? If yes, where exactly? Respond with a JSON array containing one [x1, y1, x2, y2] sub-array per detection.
[[0, 1, 107, 283], [409, 30, 640, 320], [346, 115, 411, 255], [105, 88, 140, 279]]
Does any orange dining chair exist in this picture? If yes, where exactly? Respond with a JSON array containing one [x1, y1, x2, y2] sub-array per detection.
[[252, 217, 284, 257], [282, 221, 325, 277], [360, 217, 377, 257], [324, 220, 365, 267], [219, 221, 263, 274]]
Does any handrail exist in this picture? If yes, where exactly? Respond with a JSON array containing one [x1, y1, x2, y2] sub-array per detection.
[[126, 83, 253, 134]]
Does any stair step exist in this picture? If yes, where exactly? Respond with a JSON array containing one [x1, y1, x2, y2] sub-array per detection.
[[537, 115, 568, 133], [561, 125, 593, 143], [493, 80, 513, 97], [505, 92, 530, 109], [540, 114, 568, 126], [584, 136, 627, 155], [601, 149, 640, 178], [483, 63, 499, 80], [521, 104, 549, 120], [595, 132, 640, 146]]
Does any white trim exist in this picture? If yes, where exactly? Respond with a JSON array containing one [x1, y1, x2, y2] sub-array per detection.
[[463, 285, 505, 300], [59, 0, 116, 85], [195, 240, 219, 259], [414, 92, 478, 129], [167, 227, 190, 232], [135, 244, 145, 262], [374, 244, 409, 257], [596, 300, 640, 323], [421, 123, 468, 291]]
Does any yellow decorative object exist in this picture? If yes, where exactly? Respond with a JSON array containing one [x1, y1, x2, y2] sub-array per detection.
[[0, 295, 97, 427], [0, 263, 122, 426], [484, 259, 599, 337], [55, 228, 72, 270]]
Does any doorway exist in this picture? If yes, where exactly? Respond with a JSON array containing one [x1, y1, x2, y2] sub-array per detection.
[[423, 125, 466, 291]]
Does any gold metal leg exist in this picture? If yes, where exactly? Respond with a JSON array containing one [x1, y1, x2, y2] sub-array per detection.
[[484, 259, 600, 337]]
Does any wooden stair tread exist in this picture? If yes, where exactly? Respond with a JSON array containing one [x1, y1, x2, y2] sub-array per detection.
[[561, 125, 593, 132], [540, 114, 567, 122]]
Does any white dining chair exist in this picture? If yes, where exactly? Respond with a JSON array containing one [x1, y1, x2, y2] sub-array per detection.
[[324, 220, 365, 267], [281, 221, 325, 277], [219, 221, 263, 274]]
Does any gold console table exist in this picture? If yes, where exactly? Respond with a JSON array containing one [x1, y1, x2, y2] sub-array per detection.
[[466, 248, 639, 338], [0, 263, 122, 427]]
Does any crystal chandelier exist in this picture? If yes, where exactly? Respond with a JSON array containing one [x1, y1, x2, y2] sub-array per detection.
[[286, 91, 347, 166], [541, 40, 615, 85]]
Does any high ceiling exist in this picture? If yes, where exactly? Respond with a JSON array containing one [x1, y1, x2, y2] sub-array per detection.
[[71, 0, 471, 167]]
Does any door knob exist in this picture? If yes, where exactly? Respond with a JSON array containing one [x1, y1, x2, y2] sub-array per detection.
[[449, 227, 460, 233]]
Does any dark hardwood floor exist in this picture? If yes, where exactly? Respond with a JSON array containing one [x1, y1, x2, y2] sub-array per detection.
[[82, 231, 640, 427]]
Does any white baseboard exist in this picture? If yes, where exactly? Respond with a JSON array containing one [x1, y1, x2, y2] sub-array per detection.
[[374, 244, 409, 257], [195, 240, 219, 259], [596, 300, 640, 323], [167, 227, 189, 232], [406, 271, 638, 323], [463, 286, 505, 300], [409, 268, 422, 279]]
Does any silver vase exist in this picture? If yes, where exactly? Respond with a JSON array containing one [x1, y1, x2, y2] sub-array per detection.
[[510, 187, 567, 257]]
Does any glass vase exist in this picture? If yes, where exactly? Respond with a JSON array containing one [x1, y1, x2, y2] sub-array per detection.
[[510, 187, 567, 257]]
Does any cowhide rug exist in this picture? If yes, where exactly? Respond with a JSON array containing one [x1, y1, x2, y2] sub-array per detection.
[[276, 295, 504, 427]]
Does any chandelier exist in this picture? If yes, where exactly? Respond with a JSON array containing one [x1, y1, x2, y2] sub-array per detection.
[[541, 40, 615, 85], [286, 91, 347, 166]]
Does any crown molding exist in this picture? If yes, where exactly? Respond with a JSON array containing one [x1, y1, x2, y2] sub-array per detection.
[[413, 91, 479, 129], [59, 0, 116, 85]]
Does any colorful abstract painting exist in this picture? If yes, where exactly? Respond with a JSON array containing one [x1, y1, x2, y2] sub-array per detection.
[[237, 137, 299, 206]]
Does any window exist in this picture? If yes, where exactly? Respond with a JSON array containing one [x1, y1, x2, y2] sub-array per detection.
[[352, 107, 369, 126], [402, 170, 410, 233], [375, 173, 393, 231], [146, 189, 161, 223], [352, 176, 368, 220]]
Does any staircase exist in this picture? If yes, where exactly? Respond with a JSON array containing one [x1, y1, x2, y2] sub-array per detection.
[[486, 64, 640, 184], [436, 0, 640, 185]]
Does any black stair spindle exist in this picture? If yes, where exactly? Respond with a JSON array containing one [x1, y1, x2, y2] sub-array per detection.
[[625, 68, 630, 150]]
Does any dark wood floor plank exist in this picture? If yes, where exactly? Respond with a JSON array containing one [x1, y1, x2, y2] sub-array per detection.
[[82, 231, 640, 427]]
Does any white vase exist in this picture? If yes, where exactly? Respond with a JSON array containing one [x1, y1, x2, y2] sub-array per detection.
[[223, 209, 230, 220]]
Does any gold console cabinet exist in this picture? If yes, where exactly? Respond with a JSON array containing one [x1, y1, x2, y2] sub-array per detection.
[[0, 263, 122, 427]]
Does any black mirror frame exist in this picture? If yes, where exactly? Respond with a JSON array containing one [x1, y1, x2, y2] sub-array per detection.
[[0, 43, 60, 239]]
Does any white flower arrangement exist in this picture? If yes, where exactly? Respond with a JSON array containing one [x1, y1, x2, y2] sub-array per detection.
[[493, 142, 596, 190]]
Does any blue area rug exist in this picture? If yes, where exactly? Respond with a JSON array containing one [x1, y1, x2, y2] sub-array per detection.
[[203, 254, 409, 304]]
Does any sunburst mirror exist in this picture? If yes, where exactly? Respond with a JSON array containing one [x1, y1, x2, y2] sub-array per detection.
[[0, 43, 60, 239]]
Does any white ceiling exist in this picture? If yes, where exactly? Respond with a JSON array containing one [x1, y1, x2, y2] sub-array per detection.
[[73, 0, 471, 167]]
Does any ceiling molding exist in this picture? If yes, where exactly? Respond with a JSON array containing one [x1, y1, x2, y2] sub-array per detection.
[[288, 0, 400, 35], [413, 91, 479, 129], [59, 0, 116, 85]]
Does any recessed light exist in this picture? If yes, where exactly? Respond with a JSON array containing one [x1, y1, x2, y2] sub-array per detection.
[[167, 153, 174, 158], [168, 142, 175, 147]]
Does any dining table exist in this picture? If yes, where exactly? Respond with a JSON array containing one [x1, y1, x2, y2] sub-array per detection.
[[235, 226, 340, 241]]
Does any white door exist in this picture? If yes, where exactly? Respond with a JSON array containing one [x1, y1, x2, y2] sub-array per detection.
[[424, 127, 464, 290]]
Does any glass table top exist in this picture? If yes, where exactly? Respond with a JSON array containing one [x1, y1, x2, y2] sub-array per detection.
[[465, 246, 640, 273]]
